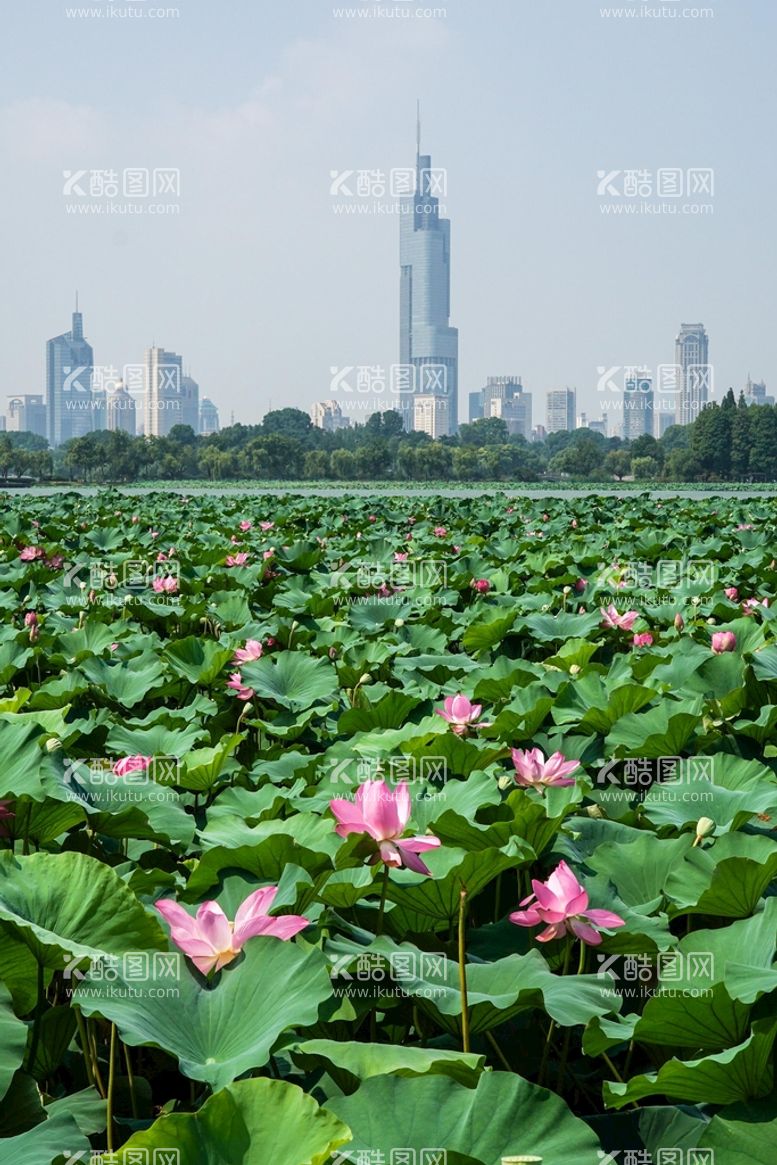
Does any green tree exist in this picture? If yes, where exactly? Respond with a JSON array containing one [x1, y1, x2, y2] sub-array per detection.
[[459, 417, 509, 446], [604, 450, 632, 480], [730, 394, 751, 480], [632, 455, 659, 480]]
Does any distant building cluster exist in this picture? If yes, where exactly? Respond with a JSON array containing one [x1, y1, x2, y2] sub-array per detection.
[[4, 302, 221, 446]]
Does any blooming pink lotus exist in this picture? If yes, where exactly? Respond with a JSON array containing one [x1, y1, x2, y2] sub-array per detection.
[[233, 639, 263, 664], [19, 546, 44, 561], [433, 526, 447, 537], [330, 780, 441, 875], [227, 672, 254, 701], [471, 578, 491, 594], [112, 755, 152, 777], [260, 521, 274, 532], [511, 747, 579, 789], [509, 860, 625, 946], [226, 552, 249, 567], [152, 576, 178, 594], [239, 520, 252, 531], [574, 578, 587, 593], [632, 632, 654, 648], [394, 552, 408, 562], [155, 887, 308, 974], [436, 694, 489, 736], [601, 604, 639, 631], [724, 586, 739, 602], [711, 631, 737, 654], [743, 598, 769, 615]]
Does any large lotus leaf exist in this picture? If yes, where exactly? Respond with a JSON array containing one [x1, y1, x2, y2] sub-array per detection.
[[663, 833, 777, 917], [163, 637, 234, 685], [642, 753, 777, 832], [605, 699, 703, 758], [326, 937, 620, 1036], [697, 1095, 777, 1164], [327, 1071, 601, 1165], [605, 1016, 777, 1109], [384, 844, 533, 923], [587, 834, 691, 908], [241, 652, 339, 711], [0, 983, 26, 1103], [104, 720, 208, 757], [292, 1039, 485, 1091], [79, 651, 168, 708], [0, 721, 63, 803], [93, 1078, 350, 1165], [63, 760, 195, 846], [75, 938, 333, 1090], [0, 1110, 90, 1165], [0, 852, 166, 966]]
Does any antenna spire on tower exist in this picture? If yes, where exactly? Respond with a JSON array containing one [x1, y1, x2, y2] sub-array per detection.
[[416, 99, 421, 157]]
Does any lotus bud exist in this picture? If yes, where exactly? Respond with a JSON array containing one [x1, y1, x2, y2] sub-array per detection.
[[328, 647, 338, 660], [358, 673, 372, 686], [674, 613, 684, 630], [586, 804, 605, 819], [497, 773, 513, 791], [693, 816, 715, 846], [562, 586, 571, 595], [569, 664, 581, 675], [394, 618, 405, 628], [46, 737, 63, 752]]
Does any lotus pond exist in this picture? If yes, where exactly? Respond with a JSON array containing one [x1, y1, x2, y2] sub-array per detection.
[[1, 490, 776, 1165]]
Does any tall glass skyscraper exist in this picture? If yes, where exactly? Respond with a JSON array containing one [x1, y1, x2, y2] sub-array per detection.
[[46, 303, 94, 447], [399, 110, 458, 433], [676, 323, 710, 426]]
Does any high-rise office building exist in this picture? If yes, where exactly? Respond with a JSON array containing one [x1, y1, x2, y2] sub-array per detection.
[[469, 377, 532, 438], [744, 376, 773, 406], [399, 107, 458, 435], [676, 323, 710, 425], [413, 394, 451, 439], [199, 397, 220, 435], [546, 388, 576, 433], [623, 376, 654, 440], [7, 394, 47, 437], [106, 383, 136, 435], [180, 376, 200, 432], [46, 302, 94, 446], [311, 400, 351, 431], [144, 347, 183, 437]]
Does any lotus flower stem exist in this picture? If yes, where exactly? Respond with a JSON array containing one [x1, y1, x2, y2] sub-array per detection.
[[377, 865, 390, 936], [458, 885, 471, 1053], [74, 1008, 95, 1088], [123, 1042, 138, 1119], [25, 960, 45, 1075], [106, 1022, 118, 1153], [485, 1029, 512, 1071]]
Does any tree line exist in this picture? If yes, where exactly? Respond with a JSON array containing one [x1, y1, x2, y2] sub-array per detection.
[[2, 391, 775, 483]]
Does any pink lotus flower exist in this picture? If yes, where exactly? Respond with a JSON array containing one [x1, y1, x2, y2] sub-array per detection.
[[0, 800, 15, 838], [152, 575, 178, 594], [155, 887, 308, 975], [471, 578, 491, 594], [112, 755, 152, 777], [511, 747, 579, 789], [46, 555, 64, 569], [330, 780, 441, 875], [226, 552, 249, 567], [394, 552, 408, 562], [743, 598, 769, 615], [736, 523, 754, 531], [369, 515, 377, 523], [571, 519, 578, 528], [435, 694, 489, 736], [260, 521, 274, 532], [601, 604, 639, 631], [131, 515, 139, 524], [227, 671, 254, 701], [632, 632, 654, 648], [711, 631, 737, 654], [674, 613, 684, 631], [433, 526, 447, 537], [233, 639, 263, 664], [509, 860, 625, 946], [574, 578, 587, 592], [262, 548, 275, 560], [19, 546, 44, 561], [724, 586, 739, 602], [239, 520, 252, 531]]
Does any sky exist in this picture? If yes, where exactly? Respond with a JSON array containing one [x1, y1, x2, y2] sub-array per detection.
[[1, 0, 775, 430]]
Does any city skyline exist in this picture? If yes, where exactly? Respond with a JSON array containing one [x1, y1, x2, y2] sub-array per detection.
[[2, 2, 775, 431]]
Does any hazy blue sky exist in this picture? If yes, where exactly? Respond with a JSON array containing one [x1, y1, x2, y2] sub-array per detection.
[[1, 0, 775, 428]]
